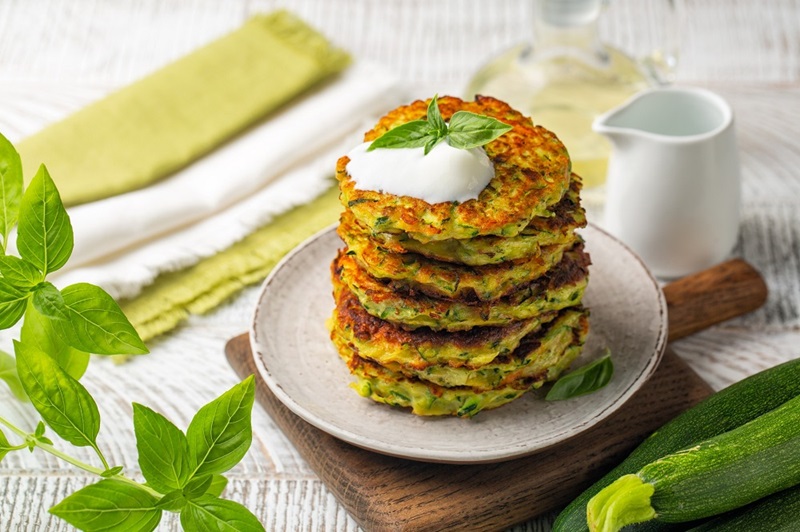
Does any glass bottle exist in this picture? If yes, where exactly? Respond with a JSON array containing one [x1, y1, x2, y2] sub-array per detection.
[[465, 0, 672, 205]]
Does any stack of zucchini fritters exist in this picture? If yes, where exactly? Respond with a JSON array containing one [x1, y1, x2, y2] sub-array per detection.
[[329, 96, 591, 417]]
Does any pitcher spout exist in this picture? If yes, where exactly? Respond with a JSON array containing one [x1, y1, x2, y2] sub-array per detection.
[[592, 86, 733, 142]]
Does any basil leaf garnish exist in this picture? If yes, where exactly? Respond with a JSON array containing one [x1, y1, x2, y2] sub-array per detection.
[[546, 352, 614, 401], [426, 94, 448, 135], [367, 95, 512, 155], [366, 120, 434, 151], [447, 110, 513, 150]]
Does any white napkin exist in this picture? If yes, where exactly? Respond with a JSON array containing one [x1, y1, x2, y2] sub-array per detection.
[[48, 63, 404, 299]]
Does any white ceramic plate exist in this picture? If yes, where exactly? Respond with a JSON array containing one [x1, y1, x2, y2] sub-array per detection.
[[250, 224, 667, 464]]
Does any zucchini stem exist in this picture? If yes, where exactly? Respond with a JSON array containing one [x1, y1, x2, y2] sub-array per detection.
[[587, 474, 656, 532]]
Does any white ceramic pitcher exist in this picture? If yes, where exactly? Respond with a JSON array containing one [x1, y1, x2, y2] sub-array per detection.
[[593, 87, 741, 278]]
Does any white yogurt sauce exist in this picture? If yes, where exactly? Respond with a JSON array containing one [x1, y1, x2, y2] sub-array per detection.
[[345, 141, 494, 204]]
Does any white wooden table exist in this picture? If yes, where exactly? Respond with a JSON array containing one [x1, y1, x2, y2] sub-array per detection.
[[1, 1, 799, 530]]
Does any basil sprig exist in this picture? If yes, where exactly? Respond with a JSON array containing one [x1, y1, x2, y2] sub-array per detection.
[[0, 132, 264, 531], [367, 94, 513, 155], [546, 351, 614, 401]]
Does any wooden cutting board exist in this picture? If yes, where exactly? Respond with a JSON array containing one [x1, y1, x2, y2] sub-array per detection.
[[225, 259, 767, 532]]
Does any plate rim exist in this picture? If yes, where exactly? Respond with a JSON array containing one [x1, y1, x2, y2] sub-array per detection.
[[249, 222, 668, 464]]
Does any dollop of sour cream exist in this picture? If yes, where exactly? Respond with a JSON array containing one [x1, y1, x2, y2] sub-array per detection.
[[345, 141, 494, 204]]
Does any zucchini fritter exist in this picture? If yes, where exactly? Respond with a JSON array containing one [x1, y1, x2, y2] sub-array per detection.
[[332, 305, 589, 391], [330, 277, 560, 368], [337, 95, 571, 242], [339, 220, 571, 301], [328, 95, 592, 417], [334, 334, 586, 417], [333, 242, 590, 331], [348, 173, 586, 266]]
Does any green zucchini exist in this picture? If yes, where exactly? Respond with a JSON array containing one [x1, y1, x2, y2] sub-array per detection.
[[586, 392, 800, 531], [687, 483, 800, 531], [552, 358, 800, 532]]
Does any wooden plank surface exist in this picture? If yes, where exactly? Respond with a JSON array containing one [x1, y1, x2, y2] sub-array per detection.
[[225, 260, 768, 531]]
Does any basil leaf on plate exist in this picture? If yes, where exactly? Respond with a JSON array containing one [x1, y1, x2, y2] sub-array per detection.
[[546, 352, 614, 401]]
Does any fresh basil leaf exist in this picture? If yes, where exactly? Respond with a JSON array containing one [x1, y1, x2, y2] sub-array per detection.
[[0, 349, 26, 400], [545, 353, 614, 401], [14, 340, 100, 448], [17, 164, 73, 276], [423, 135, 444, 155], [184, 475, 213, 499], [0, 132, 23, 253], [133, 403, 190, 494], [51, 283, 148, 355], [426, 94, 447, 135], [35, 420, 46, 438], [155, 490, 187, 511], [32, 281, 69, 321], [181, 496, 264, 532], [0, 429, 16, 461], [0, 255, 43, 289], [50, 479, 161, 532], [100, 465, 124, 478], [21, 303, 90, 380], [186, 376, 255, 478], [446, 111, 513, 150], [366, 120, 435, 151], [0, 278, 28, 329], [206, 474, 229, 498]]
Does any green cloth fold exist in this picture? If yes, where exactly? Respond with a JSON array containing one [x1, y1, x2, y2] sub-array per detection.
[[120, 185, 342, 342], [17, 11, 350, 206]]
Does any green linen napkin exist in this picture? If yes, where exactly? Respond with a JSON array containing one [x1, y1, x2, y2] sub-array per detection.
[[16, 11, 350, 206], [120, 185, 342, 342]]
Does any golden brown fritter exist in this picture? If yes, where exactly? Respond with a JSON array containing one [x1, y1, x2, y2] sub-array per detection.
[[331, 303, 589, 391], [330, 277, 560, 368], [337, 95, 572, 242], [339, 219, 573, 301], [332, 241, 590, 331], [347, 173, 586, 266], [331, 327, 587, 417]]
